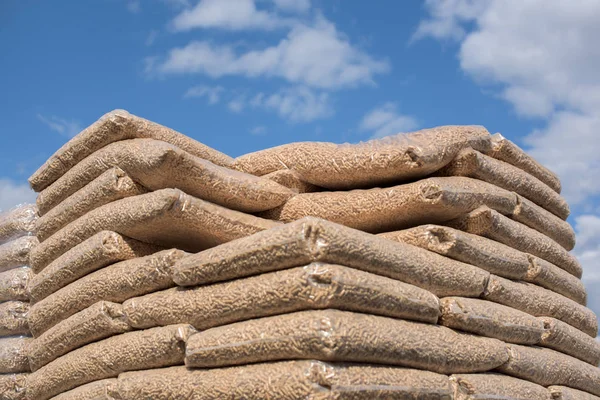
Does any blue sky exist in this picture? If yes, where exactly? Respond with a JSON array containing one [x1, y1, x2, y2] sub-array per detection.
[[1, 0, 599, 319]]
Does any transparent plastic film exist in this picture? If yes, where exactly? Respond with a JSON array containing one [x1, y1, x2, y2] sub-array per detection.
[[0, 204, 37, 245]]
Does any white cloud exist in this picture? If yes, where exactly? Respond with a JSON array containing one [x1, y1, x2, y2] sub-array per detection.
[[171, 0, 292, 31], [415, 0, 600, 206], [250, 125, 267, 135], [251, 86, 333, 122], [145, 30, 159, 47], [228, 97, 246, 113], [359, 103, 418, 139], [127, 0, 141, 14], [37, 114, 82, 138], [184, 85, 224, 104], [272, 0, 310, 13], [0, 179, 36, 213], [573, 215, 600, 318], [155, 16, 389, 89]]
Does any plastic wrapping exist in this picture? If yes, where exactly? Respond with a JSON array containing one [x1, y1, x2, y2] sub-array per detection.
[[123, 263, 440, 330], [0, 373, 28, 400], [36, 138, 294, 215], [548, 386, 600, 400], [0, 267, 32, 302], [29, 301, 131, 371], [233, 125, 492, 189], [35, 167, 147, 241], [539, 317, 600, 366], [28, 109, 233, 192], [0, 301, 30, 336], [439, 297, 545, 345], [0, 204, 37, 245], [450, 373, 551, 400], [449, 206, 581, 278], [173, 216, 489, 298], [526, 255, 586, 305], [27, 324, 195, 400], [437, 147, 569, 219], [0, 236, 38, 273], [51, 379, 116, 400], [263, 169, 321, 193], [487, 132, 561, 194], [29, 189, 279, 272], [185, 309, 509, 374], [28, 249, 185, 337], [0, 336, 31, 374], [497, 344, 600, 396], [29, 230, 163, 302], [107, 361, 452, 400], [484, 275, 597, 337]]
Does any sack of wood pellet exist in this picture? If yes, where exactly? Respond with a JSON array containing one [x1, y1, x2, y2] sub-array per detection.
[[27, 324, 195, 400], [549, 386, 600, 400], [486, 133, 561, 193], [0, 236, 38, 273], [35, 167, 147, 241], [233, 125, 492, 189], [539, 317, 600, 366], [123, 263, 440, 330], [449, 206, 581, 278], [36, 138, 294, 215], [0, 337, 31, 374], [260, 176, 517, 233], [0, 267, 32, 302], [28, 249, 185, 337], [0, 301, 29, 336], [0, 373, 28, 400], [51, 379, 115, 400], [28, 301, 131, 371], [173, 217, 489, 298], [450, 373, 551, 400], [104, 361, 452, 400], [439, 297, 545, 345], [0, 204, 37, 245], [437, 147, 568, 218], [29, 189, 279, 272], [382, 225, 586, 304], [484, 275, 597, 337], [497, 344, 600, 396], [185, 309, 509, 374], [29, 109, 233, 192], [29, 231, 163, 302], [263, 169, 320, 193]]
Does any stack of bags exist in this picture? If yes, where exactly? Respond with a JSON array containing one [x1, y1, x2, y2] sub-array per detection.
[[4, 109, 598, 399], [0, 204, 38, 400]]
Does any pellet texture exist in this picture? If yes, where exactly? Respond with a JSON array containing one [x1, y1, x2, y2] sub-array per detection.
[[35, 167, 146, 241], [28, 301, 132, 371], [123, 263, 440, 329], [36, 138, 293, 215], [185, 309, 509, 374], [437, 147, 568, 219], [526, 255, 586, 305], [497, 344, 600, 396], [449, 206, 581, 278], [109, 361, 453, 400], [450, 373, 551, 400], [29, 189, 279, 272], [263, 169, 321, 193], [0, 373, 28, 400], [0, 236, 38, 273], [0, 337, 31, 374], [28, 249, 185, 337], [173, 217, 489, 298], [29, 230, 162, 302], [0, 301, 29, 336], [234, 125, 492, 189], [539, 316, 600, 366], [548, 386, 600, 400], [439, 297, 545, 344], [0, 267, 32, 302], [27, 324, 195, 400], [50, 379, 116, 400], [484, 275, 597, 337], [0, 204, 37, 246], [486, 133, 561, 193], [28, 109, 233, 192]]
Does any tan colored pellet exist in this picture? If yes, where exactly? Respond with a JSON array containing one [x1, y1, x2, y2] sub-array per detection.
[[263, 169, 320, 193], [0, 267, 32, 302], [0, 204, 37, 246], [548, 385, 600, 400], [0, 337, 31, 374], [539, 317, 600, 366], [0, 301, 29, 336], [0, 373, 28, 400], [0, 236, 38, 273], [451, 373, 551, 400]]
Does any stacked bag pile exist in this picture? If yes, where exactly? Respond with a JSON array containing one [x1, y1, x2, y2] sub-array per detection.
[[0, 204, 38, 399], [2, 109, 598, 399]]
